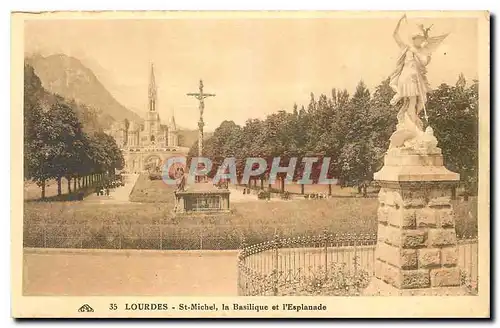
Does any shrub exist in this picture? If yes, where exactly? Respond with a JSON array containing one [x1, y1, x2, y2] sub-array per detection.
[[460, 270, 478, 295], [277, 261, 370, 296], [258, 190, 271, 200], [149, 172, 162, 180], [281, 191, 290, 200]]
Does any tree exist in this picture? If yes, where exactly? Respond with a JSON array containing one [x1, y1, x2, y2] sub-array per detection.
[[23, 63, 125, 198], [85, 132, 124, 177], [43, 98, 86, 195], [369, 78, 398, 173], [187, 75, 479, 196], [24, 104, 53, 198], [337, 81, 373, 191], [24, 65, 44, 181], [426, 75, 478, 196], [23, 64, 58, 198]]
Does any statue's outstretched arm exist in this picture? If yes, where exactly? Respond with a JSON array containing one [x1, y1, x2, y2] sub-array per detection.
[[393, 14, 407, 49]]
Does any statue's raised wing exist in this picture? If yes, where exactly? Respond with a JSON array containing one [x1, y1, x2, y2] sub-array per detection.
[[421, 33, 449, 55]]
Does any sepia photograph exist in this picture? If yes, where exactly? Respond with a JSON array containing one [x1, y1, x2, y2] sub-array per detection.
[[11, 10, 490, 318]]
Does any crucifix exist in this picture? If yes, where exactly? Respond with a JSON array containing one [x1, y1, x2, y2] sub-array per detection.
[[187, 80, 216, 157]]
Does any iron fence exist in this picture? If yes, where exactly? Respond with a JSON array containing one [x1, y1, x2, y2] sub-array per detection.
[[23, 223, 241, 250], [237, 232, 479, 296], [457, 237, 479, 293], [24, 222, 479, 296]]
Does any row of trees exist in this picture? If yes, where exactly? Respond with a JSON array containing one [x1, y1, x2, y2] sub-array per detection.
[[24, 64, 124, 199], [190, 75, 478, 195]]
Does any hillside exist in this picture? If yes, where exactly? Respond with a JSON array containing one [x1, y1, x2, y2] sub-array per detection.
[[24, 63, 104, 135], [26, 54, 143, 129], [25, 53, 212, 149]]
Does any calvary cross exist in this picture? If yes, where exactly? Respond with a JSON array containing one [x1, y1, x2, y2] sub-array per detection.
[[187, 79, 216, 157]]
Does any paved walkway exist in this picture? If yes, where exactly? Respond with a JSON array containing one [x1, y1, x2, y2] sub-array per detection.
[[23, 248, 239, 296], [84, 174, 139, 204]]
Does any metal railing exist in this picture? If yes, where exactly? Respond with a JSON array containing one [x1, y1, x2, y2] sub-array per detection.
[[457, 237, 479, 293], [237, 232, 377, 296], [237, 232, 479, 296], [23, 223, 241, 250], [24, 222, 479, 296]]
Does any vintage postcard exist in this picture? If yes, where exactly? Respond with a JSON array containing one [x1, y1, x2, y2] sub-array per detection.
[[11, 11, 490, 318]]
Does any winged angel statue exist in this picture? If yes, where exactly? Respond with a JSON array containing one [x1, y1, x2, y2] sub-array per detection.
[[388, 14, 449, 151]]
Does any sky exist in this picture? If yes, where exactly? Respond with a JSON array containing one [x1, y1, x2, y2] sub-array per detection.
[[24, 15, 479, 130]]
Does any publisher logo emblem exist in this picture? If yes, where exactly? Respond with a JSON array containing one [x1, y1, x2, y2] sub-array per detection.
[[78, 304, 94, 313]]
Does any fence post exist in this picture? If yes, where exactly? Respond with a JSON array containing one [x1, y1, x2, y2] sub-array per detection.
[[43, 224, 47, 248], [353, 233, 358, 277], [119, 224, 122, 249], [80, 225, 83, 249], [238, 236, 247, 296], [469, 236, 474, 288], [461, 233, 466, 287], [140, 225, 144, 241], [273, 233, 279, 296], [323, 229, 328, 280], [469, 236, 473, 282], [159, 226, 163, 250]]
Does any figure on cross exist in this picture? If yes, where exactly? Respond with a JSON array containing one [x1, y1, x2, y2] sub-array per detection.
[[187, 79, 216, 118], [187, 79, 216, 159]]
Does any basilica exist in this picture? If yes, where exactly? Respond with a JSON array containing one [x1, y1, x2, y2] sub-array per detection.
[[106, 65, 190, 173]]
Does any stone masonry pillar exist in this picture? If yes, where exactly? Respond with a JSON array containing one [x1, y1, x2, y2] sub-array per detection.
[[364, 145, 469, 296]]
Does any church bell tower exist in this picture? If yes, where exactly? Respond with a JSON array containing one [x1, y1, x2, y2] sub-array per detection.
[[146, 63, 160, 145], [148, 64, 157, 112]]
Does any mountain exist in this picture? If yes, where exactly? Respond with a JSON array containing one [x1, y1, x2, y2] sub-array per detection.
[[25, 53, 212, 151], [25, 54, 143, 129]]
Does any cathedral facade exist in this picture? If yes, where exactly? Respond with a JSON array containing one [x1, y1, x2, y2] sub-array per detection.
[[106, 65, 190, 173]]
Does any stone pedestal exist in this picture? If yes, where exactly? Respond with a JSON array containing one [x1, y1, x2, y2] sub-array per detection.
[[364, 146, 469, 295], [174, 183, 230, 215]]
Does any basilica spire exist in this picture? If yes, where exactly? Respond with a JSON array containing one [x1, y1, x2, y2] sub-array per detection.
[[169, 109, 177, 131], [148, 63, 157, 112]]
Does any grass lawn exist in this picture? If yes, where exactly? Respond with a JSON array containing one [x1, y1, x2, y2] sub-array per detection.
[[23, 195, 477, 250], [23, 173, 478, 249], [24, 178, 73, 200], [129, 174, 177, 203]]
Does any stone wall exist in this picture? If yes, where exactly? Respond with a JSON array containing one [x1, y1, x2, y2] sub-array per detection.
[[374, 182, 460, 289]]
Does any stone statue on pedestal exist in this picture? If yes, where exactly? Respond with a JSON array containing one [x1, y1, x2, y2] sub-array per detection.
[[364, 16, 468, 296], [388, 14, 449, 152]]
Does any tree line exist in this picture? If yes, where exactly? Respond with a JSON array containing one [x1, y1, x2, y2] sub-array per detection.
[[24, 64, 124, 199], [190, 75, 478, 195]]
